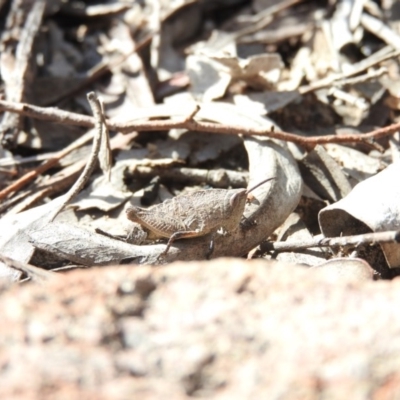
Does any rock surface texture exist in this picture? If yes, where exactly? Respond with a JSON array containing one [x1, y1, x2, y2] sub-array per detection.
[[0, 259, 399, 399]]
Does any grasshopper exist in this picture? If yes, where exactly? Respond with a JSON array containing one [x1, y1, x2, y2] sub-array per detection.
[[126, 177, 274, 255]]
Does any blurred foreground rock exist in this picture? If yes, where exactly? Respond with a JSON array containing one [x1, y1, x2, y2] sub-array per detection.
[[0, 258, 399, 399]]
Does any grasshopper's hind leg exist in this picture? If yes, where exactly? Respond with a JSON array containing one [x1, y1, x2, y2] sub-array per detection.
[[159, 230, 201, 257]]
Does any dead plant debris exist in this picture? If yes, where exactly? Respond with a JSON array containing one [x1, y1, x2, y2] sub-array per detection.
[[1, 0, 400, 277], [3, 0, 400, 397]]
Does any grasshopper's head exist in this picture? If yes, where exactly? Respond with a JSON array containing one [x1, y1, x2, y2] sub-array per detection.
[[222, 188, 248, 231], [224, 177, 275, 230], [126, 205, 143, 223], [228, 189, 248, 211]]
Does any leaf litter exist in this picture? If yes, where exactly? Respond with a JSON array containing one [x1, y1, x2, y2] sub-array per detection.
[[0, 0, 400, 281]]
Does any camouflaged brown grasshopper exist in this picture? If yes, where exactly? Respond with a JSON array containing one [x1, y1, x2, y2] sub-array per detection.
[[126, 177, 274, 256]]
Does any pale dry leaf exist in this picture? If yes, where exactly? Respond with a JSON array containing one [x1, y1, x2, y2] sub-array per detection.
[[70, 163, 131, 213], [319, 161, 400, 269], [186, 54, 232, 101], [212, 53, 283, 88], [190, 30, 237, 58], [98, 21, 155, 118]]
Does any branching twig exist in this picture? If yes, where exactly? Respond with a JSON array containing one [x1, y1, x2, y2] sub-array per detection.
[[0, 98, 399, 147]]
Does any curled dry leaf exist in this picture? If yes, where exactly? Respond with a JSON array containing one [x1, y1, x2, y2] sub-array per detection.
[[319, 161, 400, 269]]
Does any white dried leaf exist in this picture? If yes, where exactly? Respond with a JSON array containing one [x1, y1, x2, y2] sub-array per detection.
[[186, 54, 231, 101], [319, 161, 400, 268], [212, 53, 283, 88]]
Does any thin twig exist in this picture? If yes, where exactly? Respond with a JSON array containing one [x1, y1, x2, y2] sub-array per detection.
[[299, 47, 400, 94], [48, 92, 106, 222], [0, 129, 94, 200], [263, 230, 400, 252], [333, 66, 387, 87], [0, 98, 399, 147]]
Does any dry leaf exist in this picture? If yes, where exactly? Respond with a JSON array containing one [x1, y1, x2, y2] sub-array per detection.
[[319, 161, 400, 269]]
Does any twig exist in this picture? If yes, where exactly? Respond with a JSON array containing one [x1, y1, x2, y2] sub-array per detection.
[[332, 66, 387, 87], [233, 0, 303, 40], [3, 162, 83, 215], [0, 128, 136, 204], [263, 230, 400, 252], [184, 104, 200, 122], [0, 98, 400, 147], [299, 46, 400, 94], [61, 2, 130, 17], [0, 129, 94, 200], [361, 13, 400, 50], [48, 92, 106, 222], [328, 87, 368, 110]]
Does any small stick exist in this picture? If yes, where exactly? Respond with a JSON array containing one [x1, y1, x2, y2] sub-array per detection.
[[0, 130, 94, 201], [299, 46, 400, 94], [361, 13, 400, 50], [48, 92, 106, 222], [263, 230, 400, 252]]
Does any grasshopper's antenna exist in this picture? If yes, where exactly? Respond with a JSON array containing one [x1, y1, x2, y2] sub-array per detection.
[[245, 177, 275, 194]]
